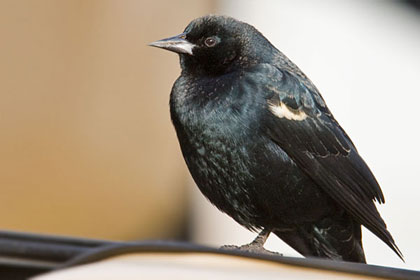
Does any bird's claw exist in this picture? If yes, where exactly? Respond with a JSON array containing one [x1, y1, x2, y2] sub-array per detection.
[[220, 244, 282, 256]]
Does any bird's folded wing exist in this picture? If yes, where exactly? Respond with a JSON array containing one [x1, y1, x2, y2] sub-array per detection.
[[249, 64, 402, 259]]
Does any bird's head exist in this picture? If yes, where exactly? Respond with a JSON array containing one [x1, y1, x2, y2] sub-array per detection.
[[149, 15, 275, 75]]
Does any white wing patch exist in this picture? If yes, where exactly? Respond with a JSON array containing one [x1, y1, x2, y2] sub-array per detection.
[[268, 101, 307, 121]]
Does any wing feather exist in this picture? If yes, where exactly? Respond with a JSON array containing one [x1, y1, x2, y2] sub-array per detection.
[[251, 64, 402, 259]]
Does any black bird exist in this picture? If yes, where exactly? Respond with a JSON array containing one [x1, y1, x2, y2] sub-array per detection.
[[149, 15, 403, 263]]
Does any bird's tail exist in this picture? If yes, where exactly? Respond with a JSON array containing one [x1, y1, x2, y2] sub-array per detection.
[[274, 213, 366, 263]]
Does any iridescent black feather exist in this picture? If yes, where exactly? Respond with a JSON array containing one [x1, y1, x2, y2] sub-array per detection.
[[155, 15, 402, 263]]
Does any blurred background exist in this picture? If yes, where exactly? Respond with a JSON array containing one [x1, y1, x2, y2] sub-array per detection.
[[0, 0, 419, 271]]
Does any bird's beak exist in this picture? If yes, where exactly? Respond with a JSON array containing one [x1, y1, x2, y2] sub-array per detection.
[[148, 33, 195, 55]]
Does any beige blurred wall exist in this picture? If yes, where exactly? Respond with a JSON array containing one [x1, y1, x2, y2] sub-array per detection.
[[0, 0, 214, 240]]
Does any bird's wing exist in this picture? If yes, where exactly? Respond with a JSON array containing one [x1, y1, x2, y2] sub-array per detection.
[[249, 64, 402, 259]]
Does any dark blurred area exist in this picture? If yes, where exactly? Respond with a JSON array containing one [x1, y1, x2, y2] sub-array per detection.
[[405, 0, 420, 10]]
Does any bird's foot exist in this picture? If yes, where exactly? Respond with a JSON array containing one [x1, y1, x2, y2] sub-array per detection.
[[220, 243, 281, 255], [220, 229, 282, 255]]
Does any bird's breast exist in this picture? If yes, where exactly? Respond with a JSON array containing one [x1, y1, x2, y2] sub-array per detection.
[[170, 74, 267, 226]]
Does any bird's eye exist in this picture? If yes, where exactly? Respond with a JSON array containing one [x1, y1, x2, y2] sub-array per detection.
[[204, 37, 217, 47]]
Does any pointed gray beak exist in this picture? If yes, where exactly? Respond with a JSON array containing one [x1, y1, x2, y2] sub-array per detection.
[[148, 33, 195, 55]]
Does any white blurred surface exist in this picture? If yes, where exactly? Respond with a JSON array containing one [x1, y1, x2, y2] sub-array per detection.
[[190, 0, 420, 270], [33, 253, 376, 280]]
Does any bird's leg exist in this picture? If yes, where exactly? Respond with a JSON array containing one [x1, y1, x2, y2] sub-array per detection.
[[245, 228, 271, 248], [220, 229, 281, 255]]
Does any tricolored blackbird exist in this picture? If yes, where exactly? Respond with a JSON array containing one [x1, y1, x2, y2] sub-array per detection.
[[149, 15, 402, 263]]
